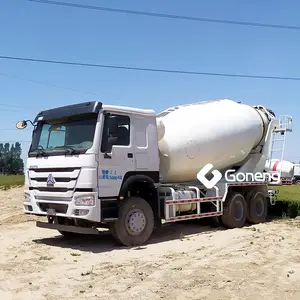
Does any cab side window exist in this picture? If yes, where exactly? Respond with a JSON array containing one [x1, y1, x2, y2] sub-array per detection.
[[101, 113, 130, 153]]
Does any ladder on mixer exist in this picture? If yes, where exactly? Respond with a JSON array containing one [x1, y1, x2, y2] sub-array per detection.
[[267, 115, 292, 184]]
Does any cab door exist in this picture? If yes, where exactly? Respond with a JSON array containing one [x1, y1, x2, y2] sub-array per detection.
[[98, 111, 134, 198]]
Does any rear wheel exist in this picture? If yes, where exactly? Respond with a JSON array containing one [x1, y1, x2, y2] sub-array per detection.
[[247, 191, 268, 224], [221, 192, 247, 228], [109, 196, 154, 246]]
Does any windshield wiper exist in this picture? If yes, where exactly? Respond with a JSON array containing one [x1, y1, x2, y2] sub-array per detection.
[[36, 146, 47, 157], [65, 147, 79, 155], [55, 146, 80, 155]]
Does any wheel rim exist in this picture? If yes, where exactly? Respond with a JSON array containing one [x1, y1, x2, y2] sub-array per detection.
[[233, 200, 244, 221], [125, 209, 146, 235], [255, 196, 264, 217]]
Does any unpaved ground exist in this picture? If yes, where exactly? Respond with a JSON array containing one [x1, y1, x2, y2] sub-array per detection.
[[1, 188, 300, 300]]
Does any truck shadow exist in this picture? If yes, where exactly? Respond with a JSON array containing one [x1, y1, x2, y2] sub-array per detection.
[[32, 217, 275, 254]]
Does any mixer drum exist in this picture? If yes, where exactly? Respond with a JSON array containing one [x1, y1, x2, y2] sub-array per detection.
[[157, 99, 270, 183], [265, 159, 294, 178]]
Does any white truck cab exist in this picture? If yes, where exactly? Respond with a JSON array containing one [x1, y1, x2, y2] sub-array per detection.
[[21, 101, 161, 244]]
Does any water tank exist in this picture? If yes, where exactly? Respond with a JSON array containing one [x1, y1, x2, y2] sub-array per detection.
[[265, 159, 294, 178], [157, 99, 271, 183]]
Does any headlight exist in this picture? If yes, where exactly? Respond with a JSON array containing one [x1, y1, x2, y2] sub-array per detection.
[[24, 192, 31, 202], [25, 170, 31, 186], [74, 195, 95, 206]]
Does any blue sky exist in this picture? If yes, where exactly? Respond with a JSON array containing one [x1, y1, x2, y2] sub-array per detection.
[[1, 0, 300, 164]]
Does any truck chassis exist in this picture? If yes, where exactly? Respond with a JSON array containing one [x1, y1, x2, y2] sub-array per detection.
[[34, 180, 273, 246]]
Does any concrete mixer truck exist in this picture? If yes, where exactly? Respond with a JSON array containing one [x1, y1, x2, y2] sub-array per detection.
[[16, 98, 292, 246], [265, 159, 300, 185], [265, 159, 295, 185]]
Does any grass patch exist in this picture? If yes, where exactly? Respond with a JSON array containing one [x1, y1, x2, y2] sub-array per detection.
[[269, 185, 300, 218], [0, 175, 25, 190], [276, 185, 300, 202]]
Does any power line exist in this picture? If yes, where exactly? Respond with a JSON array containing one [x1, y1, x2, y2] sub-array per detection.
[[0, 107, 36, 116], [0, 108, 30, 113], [0, 71, 103, 111], [1, 54, 300, 81], [0, 71, 102, 97], [29, 0, 300, 31], [0, 103, 31, 111]]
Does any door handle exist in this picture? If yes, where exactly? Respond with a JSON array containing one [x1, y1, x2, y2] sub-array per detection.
[[127, 153, 133, 158], [104, 153, 111, 159]]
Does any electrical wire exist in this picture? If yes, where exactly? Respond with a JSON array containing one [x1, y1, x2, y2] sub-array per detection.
[[1, 54, 300, 81], [29, 0, 300, 31], [0, 71, 102, 97]]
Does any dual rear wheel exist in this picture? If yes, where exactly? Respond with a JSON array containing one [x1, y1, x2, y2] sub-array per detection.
[[221, 189, 268, 228]]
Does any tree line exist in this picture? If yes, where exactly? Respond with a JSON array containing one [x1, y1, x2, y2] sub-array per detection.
[[0, 142, 24, 175]]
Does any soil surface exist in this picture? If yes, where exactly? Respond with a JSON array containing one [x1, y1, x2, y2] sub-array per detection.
[[1, 187, 300, 300]]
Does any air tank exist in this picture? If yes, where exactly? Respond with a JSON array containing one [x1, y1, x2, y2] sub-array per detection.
[[157, 99, 271, 183], [265, 159, 294, 178]]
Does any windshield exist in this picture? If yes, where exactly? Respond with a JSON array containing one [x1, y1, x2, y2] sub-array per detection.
[[29, 113, 98, 156]]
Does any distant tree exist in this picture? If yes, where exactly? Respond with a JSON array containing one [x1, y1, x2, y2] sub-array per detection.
[[0, 142, 24, 175]]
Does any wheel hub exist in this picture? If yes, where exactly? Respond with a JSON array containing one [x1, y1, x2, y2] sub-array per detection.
[[255, 196, 264, 216], [234, 201, 244, 221], [126, 209, 146, 235]]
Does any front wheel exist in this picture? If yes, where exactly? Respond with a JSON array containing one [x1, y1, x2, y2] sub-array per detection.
[[109, 196, 154, 247]]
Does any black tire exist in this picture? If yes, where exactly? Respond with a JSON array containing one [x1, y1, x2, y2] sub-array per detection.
[[107, 223, 121, 243], [109, 196, 154, 247], [247, 191, 268, 224], [245, 189, 256, 223], [221, 192, 247, 228]]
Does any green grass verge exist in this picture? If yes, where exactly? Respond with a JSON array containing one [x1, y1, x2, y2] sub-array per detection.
[[0, 175, 25, 190], [269, 185, 300, 218], [276, 185, 300, 202]]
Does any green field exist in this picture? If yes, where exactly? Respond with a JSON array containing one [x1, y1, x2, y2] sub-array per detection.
[[0, 175, 25, 190], [269, 185, 300, 218], [276, 185, 300, 202]]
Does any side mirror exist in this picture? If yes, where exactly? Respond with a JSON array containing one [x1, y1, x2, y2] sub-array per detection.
[[106, 136, 118, 153], [16, 120, 27, 129], [107, 117, 118, 133]]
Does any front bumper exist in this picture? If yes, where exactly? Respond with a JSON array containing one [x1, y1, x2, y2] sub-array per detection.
[[36, 221, 100, 234], [23, 190, 101, 222]]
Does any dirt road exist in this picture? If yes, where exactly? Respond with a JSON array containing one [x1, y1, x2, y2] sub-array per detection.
[[1, 187, 300, 300]]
